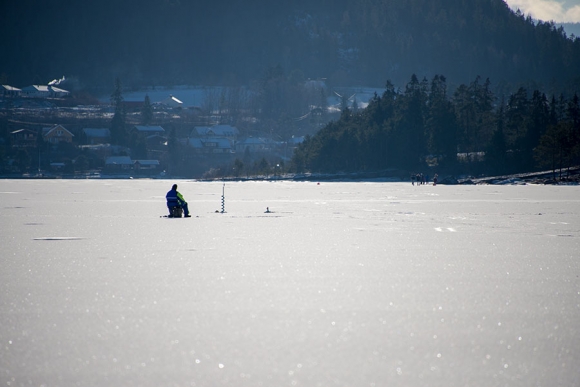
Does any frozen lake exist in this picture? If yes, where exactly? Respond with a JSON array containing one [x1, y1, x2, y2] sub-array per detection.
[[1, 179, 579, 387]]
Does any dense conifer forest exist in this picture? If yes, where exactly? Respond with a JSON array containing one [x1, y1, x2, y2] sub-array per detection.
[[1, 0, 580, 94], [291, 75, 580, 177]]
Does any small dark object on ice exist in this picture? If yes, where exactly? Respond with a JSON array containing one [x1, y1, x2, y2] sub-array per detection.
[[169, 206, 183, 218]]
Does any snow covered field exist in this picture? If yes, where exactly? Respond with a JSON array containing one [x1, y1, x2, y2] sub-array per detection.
[[1, 179, 579, 387]]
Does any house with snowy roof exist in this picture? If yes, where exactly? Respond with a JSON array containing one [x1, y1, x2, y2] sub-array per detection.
[[10, 129, 38, 147], [187, 124, 239, 154], [192, 124, 239, 139], [42, 125, 74, 144], [104, 156, 160, 173], [204, 137, 233, 153], [1, 85, 21, 97], [21, 85, 70, 98], [188, 138, 204, 150], [134, 159, 160, 171], [104, 156, 133, 171], [82, 128, 110, 145], [235, 137, 270, 153], [187, 137, 233, 154], [133, 125, 165, 136]]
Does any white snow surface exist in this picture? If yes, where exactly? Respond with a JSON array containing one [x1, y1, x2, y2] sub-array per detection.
[[1, 179, 579, 387]]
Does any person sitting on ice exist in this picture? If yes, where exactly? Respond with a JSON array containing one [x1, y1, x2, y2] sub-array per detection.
[[166, 184, 191, 217]]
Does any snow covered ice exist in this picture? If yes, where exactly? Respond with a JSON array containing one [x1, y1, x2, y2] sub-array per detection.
[[1, 179, 579, 387]]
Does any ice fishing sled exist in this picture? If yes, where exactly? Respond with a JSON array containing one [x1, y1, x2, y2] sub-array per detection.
[[167, 206, 183, 218]]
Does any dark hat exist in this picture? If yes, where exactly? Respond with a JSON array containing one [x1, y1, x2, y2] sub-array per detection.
[[172, 184, 178, 190]]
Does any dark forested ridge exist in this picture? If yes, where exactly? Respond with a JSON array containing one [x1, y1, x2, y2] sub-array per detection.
[[1, 0, 580, 94]]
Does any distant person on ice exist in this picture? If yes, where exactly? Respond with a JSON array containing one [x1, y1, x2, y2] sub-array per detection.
[[166, 184, 191, 217]]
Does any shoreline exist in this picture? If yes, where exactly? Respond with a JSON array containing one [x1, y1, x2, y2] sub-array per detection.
[[1, 166, 579, 185]]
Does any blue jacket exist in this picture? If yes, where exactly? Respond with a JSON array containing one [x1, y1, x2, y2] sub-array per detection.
[[166, 189, 186, 207]]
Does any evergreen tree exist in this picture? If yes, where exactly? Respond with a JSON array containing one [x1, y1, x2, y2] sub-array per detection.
[[337, 91, 351, 112], [504, 87, 530, 169], [453, 76, 495, 159], [259, 65, 286, 121], [75, 154, 90, 173], [453, 83, 475, 156], [535, 122, 571, 179], [351, 97, 359, 113], [477, 78, 496, 151], [256, 157, 270, 175], [141, 94, 153, 125], [110, 77, 127, 146], [15, 149, 31, 173], [426, 75, 458, 167], [505, 87, 529, 146], [130, 132, 148, 159], [233, 158, 244, 177], [379, 83, 399, 169], [567, 94, 580, 166], [393, 74, 428, 168], [523, 90, 550, 169], [486, 103, 508, 175]]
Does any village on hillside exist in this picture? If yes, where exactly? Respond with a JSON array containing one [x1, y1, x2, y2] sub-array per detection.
[[0, 81, 316, 179]]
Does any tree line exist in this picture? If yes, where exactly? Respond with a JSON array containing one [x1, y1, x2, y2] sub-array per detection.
[[291, 74, 580, 178]]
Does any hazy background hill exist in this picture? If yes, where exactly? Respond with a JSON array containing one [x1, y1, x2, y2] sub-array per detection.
[[1, 0, 580, 94], [560, 22, 580, 37]]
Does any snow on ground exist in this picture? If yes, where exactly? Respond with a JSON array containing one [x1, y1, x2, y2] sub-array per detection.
[[1, 179, 579, 387]]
